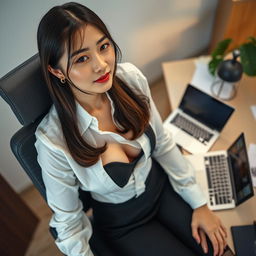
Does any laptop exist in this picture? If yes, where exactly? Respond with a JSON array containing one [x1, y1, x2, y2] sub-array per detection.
[[185, 133, 254, 211], [164, 84, 235, 154]]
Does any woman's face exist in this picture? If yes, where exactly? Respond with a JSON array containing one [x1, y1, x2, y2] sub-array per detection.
[[58, 24, 116, 96]]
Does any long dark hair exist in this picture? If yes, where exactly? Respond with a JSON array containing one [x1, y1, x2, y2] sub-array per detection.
[[37, 2, 150, 167]]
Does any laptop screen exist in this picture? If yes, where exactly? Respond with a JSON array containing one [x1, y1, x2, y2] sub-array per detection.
[[179, 85, 234, 131], [228, 133, 254, 205]]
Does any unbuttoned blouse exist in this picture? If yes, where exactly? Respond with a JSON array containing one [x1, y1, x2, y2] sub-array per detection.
[[35, 62, 207, 256]]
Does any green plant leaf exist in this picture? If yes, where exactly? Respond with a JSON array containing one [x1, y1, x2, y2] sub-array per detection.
[[208, 57, 223, 76], [211, 38, 232, 58], [208, 38, 232, 76], [240, 43, 256, 76], [248, 36, 256, 45]]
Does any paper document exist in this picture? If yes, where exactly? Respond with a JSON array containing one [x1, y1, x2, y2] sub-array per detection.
[[250, 105, 256, 120], [248, 144, 256, 187], [191, 56, 214, 95]]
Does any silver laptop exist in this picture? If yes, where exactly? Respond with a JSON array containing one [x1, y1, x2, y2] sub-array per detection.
[[164, 84, 234, 154], [185, 133, 254, 211]]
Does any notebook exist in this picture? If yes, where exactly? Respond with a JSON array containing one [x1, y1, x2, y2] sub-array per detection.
[[164, 84, 235, 154], [185, 133, 254, 211], [231, 224, 256, 256]]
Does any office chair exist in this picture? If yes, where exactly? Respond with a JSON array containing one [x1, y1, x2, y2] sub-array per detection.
[[0, 54, 113, 256]]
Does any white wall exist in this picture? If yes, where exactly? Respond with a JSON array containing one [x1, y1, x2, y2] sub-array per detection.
[[0, 0, 218, 192]]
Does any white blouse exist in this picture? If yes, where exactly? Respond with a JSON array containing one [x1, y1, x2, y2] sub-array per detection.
[[35, 62, 207, 256]]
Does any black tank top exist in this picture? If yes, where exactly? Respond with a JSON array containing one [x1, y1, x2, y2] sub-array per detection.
[[103, 125, 156, 188]]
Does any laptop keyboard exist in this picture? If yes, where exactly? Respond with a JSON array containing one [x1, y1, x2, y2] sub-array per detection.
[[171, 114, 213, 144], [204, 155, 233, 206]]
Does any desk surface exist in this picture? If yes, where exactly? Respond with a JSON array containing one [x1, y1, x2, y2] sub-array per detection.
[[162, 57, 256, 252]]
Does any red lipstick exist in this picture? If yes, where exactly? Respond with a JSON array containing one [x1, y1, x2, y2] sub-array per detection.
[[94, 72, 110, 83]]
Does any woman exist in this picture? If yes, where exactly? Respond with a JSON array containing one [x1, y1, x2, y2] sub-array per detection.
[[36, 2, 227, 256]]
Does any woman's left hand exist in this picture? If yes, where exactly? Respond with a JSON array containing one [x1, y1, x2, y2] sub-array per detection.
[[191, 204, 227, 256]]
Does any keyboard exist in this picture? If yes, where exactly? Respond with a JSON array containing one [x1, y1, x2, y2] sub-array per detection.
[[171, 114, 213, 144], [204, 155, 233, 206]]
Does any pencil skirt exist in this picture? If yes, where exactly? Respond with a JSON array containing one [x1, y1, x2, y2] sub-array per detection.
[[89, 159, 214, 256]]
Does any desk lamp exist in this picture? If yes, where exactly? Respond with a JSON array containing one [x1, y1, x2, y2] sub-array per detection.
[[211, 49, 243, 100]]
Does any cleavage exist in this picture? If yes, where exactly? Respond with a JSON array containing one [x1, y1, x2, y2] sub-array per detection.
[[101, 142, 141, 166]]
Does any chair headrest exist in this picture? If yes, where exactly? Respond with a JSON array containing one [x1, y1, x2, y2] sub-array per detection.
[[0, 54, 52, 126]]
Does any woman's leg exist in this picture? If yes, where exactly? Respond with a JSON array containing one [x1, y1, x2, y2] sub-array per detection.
[[108, 219, 198, 256], [156, 181, 214, 256]]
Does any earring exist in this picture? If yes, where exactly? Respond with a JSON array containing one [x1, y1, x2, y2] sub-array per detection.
[[60, 77, 66, 84]]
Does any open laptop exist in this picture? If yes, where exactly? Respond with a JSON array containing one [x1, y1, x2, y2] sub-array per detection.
[[164, 84, 235, 154], [185, 133, 254, 211]]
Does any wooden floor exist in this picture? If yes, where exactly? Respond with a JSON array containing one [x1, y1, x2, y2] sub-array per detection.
[[20, 77, 171, 256]]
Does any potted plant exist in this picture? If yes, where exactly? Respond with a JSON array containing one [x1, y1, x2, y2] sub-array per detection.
[[208, 36, 256, 77]]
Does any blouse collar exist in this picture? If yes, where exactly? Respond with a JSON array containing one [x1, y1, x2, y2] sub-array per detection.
[[76, 92, 118, 135]]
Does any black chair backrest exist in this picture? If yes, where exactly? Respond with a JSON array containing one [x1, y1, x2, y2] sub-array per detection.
[[0, 54, 52, 125], [0, 54, 51, 200], [0, 54, 91, 211]]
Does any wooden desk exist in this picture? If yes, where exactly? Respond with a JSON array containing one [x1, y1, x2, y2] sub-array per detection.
[[162, 58, 256, 251]]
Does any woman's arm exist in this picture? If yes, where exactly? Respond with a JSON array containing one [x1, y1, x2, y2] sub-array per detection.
[[35, 139, 94, 256], [128, 63, 206, 209]]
